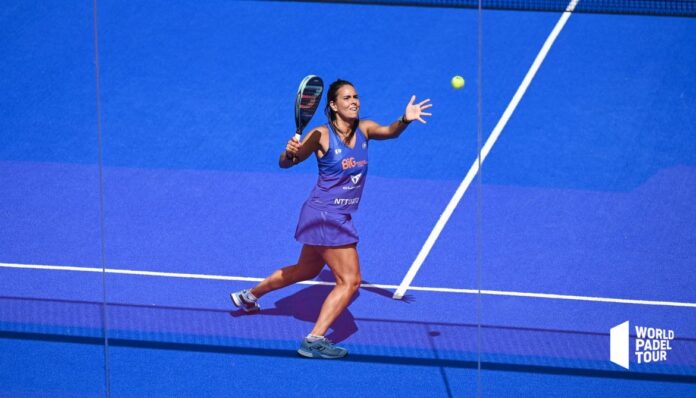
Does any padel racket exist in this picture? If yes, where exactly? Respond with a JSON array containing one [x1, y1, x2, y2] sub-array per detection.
[[294, 75, 324, 142]]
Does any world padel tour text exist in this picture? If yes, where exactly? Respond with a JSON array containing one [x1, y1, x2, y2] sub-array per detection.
[[635, 326, 674, 364]]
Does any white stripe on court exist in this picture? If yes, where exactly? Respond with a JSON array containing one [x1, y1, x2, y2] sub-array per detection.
[[392, 0, 580, 300], [2, 262, 695, 308]]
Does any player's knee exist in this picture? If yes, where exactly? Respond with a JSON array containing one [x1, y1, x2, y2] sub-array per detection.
[[341, 274, 361, 291]]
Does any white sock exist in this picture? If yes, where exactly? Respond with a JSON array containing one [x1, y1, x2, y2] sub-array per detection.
[[306, 334, 324, 342]]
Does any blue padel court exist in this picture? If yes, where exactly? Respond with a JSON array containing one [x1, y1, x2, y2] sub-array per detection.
[[1, 0, 695, 396]]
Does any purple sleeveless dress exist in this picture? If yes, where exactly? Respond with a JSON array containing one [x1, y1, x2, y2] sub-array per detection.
[[295, 122, 369, 246]]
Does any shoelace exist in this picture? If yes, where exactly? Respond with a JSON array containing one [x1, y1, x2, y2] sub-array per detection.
[[308, 337, 333, 346]]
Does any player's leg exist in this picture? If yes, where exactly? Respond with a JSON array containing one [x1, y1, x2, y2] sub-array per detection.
[[250, 244, 325, 298], [311, 244, 361, 336], [231, 245, 324, 312], [297, 244, 360, 359]]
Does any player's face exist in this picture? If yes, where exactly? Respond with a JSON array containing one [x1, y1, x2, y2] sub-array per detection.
[[331, 85, 360, 121]]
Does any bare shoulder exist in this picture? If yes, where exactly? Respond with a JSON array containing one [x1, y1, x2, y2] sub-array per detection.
[[358, 119, 377, 139], [308, 124, 330, 154], [314, 124, 329, 135], [314, 124, 329, 141]]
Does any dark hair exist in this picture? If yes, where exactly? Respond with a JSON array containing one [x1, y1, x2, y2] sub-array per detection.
[[324, 79, 355, 122]]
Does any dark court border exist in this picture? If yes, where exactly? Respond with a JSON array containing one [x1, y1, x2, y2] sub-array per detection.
[[252, 0, 696, 18], [3, 330, 695, 384]]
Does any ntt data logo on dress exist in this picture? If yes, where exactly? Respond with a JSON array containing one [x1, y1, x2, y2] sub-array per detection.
[[610, 321, 675, 369]]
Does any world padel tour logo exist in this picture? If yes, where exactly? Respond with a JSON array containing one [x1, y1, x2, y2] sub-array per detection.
[[610, 321, 675, 369]]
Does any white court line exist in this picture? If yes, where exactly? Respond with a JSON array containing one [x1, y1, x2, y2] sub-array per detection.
[[2, 262, 695, 308], [392, 0, 580, 300]]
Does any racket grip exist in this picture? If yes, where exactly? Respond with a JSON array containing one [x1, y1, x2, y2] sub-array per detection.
[[286, 133, 301, 161]]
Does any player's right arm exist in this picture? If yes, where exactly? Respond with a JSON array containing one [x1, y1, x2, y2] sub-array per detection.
[[279, 126, 326, 168]]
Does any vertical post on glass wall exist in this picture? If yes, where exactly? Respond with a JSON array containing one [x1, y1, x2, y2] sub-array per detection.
[[92, 0, 111, 396], [475, 0, 484, 396]]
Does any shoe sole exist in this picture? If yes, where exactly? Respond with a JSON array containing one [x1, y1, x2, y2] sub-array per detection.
[[297, 348, 347, 359]]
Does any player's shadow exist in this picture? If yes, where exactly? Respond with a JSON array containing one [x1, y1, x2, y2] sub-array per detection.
[[231, 270, 413, 343]]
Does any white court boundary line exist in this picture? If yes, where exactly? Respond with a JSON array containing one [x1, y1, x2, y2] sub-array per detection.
[[2, 262, 695, 308], [392, 0, 580, 300]]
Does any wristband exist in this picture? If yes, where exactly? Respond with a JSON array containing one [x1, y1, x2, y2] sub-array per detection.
[[400, 115, 412, 125]]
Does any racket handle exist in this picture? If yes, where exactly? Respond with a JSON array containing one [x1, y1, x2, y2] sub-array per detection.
[[286, 132, 301, 161]]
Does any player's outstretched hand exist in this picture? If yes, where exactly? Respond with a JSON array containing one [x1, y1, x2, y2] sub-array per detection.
[[404, 95, 433, 124]]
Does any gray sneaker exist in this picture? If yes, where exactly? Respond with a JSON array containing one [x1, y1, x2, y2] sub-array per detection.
[[230, 289, 260, 313], [297, 337, 348, 359]]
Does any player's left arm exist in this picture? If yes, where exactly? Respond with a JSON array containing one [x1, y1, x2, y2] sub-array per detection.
[[362, 95, 432, 141]]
